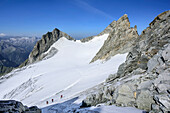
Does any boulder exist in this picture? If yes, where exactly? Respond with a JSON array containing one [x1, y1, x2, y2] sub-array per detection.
[[0, 100, 41, 113], [136, 90, 154, 111], [116, 83, 136, 106]]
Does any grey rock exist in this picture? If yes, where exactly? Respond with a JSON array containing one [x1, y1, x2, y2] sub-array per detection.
[[28, 106, 41, 113], [151, 104, 160, 112], [80, 36, 95, 43], [117, 63, 126, 76], [162, 43, 170, 66], [116, 83, 136, 106], [82, 11, 170, 113], [0, 100, 41, 113], [136, 90, 154, 111], [106, 73, 119, 83], [138, 55, 149, 70], [157, 84, 170, 93], [0, 65, 13, 77], [42, 47, 58, 60], [137, 80, 153, 90], [22, 28, 75, 65], [147, 54, 160, 72], [154, 94, 170, 111], [131, 68, 146, 75], [91, 14, 138, 62]]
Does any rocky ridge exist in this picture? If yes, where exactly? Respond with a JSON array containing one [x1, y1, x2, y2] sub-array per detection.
[[0, 100, 41, 113], [0, 66, 13, 76], [21, 28, 75, 66], [82, 10, 170, 113], [91, 14, 138, 62]]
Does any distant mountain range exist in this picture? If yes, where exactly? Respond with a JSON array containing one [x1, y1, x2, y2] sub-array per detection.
[[0, 36, 40, 75]]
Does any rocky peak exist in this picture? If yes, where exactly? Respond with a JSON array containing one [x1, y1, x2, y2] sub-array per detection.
[[22, 28, 75, 65], [99, 14, 130, 36], [117, 14, 130, 26], [82, 10, 170, 113], [81, 14, 131, 43], [90, 14, 138, 62], [98, 20, 117, 36]]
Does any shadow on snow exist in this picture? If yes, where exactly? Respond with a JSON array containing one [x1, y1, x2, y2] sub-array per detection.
[[41, 97, 101, 113]]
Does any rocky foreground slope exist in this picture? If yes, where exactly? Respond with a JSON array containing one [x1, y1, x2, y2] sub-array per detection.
[[0, 100, 41, 113], [82, 11, 170, 113]]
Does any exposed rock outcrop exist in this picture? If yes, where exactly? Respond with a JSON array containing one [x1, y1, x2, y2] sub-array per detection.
[[82, 11, 170, 113], [21, 28, 75, 66], [90, 14, 138, 62], [0, 100, 41, 113], [0, 66, 13, 77]]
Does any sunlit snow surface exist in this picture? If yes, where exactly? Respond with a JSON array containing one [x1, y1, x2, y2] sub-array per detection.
[[0, 34, 143, 112]]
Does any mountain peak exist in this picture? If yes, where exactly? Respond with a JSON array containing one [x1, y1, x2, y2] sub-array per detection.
[[118, 14, 128, 20], [117, 14, 130, 28], [81, 14, 131, 42], [90, 14, 138, 62], [22, 28, 75, 65]]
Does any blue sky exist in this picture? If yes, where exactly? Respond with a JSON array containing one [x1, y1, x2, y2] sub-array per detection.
[[0, 0, 169, 39]]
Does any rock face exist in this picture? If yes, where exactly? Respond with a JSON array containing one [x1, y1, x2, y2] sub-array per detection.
[[0, 100, 41, 113], [0, 66, 13, 76], [82, 11, 170, 113], [22, 28, 75, 65], [91, 14, 138, 62]]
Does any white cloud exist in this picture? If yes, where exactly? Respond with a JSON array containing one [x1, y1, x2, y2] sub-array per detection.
[[74, 0, 113, 19], [0, 33, 6, 37]]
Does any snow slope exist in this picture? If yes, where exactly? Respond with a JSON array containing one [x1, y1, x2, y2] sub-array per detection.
[[0, 34, 129, 110]]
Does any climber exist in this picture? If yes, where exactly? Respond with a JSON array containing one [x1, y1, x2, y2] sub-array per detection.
[[61, 95, 63, 98]]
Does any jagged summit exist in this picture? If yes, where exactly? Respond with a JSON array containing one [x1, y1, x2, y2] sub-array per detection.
[[90, 14, 138, 62], [80, 14, 131, 42], [21, 28, 75, 65]]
